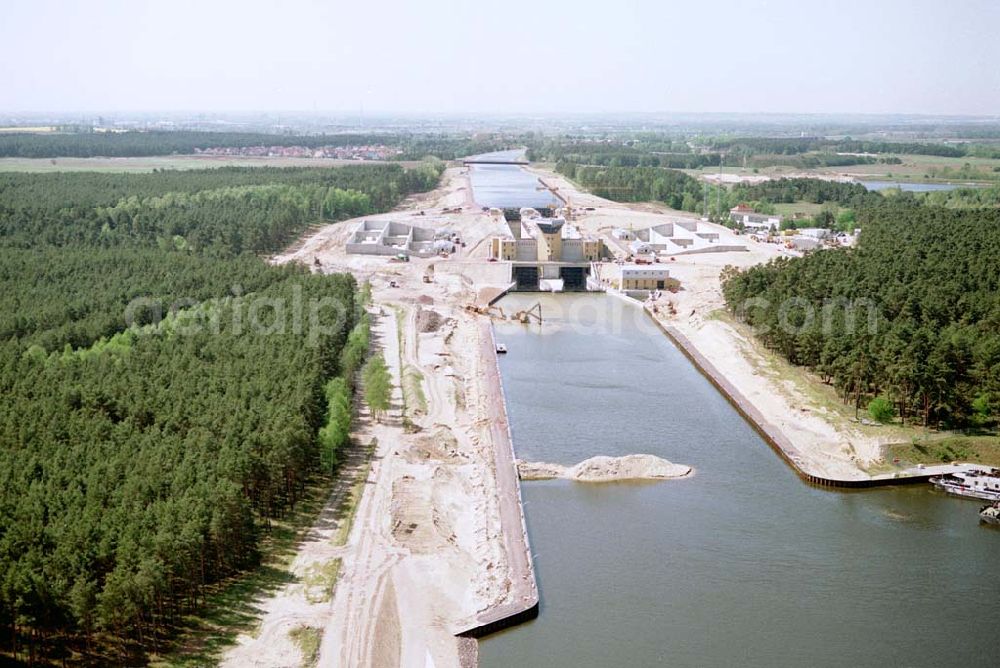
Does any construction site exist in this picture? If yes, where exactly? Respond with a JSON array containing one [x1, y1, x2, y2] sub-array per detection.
[[233, 156, 771, 668]]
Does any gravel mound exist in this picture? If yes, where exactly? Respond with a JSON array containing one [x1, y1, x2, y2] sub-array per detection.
[[517, 454, 692, 482]]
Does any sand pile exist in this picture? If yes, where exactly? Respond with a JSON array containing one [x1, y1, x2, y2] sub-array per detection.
[[404, 426, 463, 463], [416, 307, 445, 333], [517, 454, 692, 482]]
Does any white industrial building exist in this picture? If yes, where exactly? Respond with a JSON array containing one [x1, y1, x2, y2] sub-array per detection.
[[622, 220, 743, 257], [730, 204, 782, 233], [592, 263, 676, 298], [346, 220, 438, 257]]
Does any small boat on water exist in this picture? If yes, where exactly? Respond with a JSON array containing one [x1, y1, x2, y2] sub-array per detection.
[[930, 467, 1000, 501], [980, 502, 1000, 526], [495, 343, 508, 354]]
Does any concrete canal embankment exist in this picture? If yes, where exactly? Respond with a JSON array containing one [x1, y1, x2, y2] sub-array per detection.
[[645, 307, 964, 489], [453, 321, 538, 637]]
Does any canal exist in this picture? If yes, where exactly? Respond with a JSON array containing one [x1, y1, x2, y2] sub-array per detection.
[[479, 294, 997, 667], [466, 149, 561, 210]]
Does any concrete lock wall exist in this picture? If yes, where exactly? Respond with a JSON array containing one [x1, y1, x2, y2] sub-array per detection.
[[540, 264, 561, 280], [644, 308, 937, 490], [515, 240, 536, 261], [345, 243, 401, 256], [561, 239, 585, 261]]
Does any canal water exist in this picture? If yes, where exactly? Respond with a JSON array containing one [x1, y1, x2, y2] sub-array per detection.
[[466, 149, 561, 210], [479, 294, 997, 668]]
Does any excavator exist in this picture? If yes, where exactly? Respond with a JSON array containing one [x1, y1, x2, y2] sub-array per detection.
[[464, 303, 505, 319], [464, 302, 542, 325], [511, 302, 542, 324]]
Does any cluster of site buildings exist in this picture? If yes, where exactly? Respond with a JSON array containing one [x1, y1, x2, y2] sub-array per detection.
[[343, 192, 863, 298], [728, 204, 858, 251], [344, 205, 749, 297], [346, 219, 458, 258]]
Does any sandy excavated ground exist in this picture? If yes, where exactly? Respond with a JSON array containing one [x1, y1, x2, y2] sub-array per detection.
[[227, 162, 890, 668]]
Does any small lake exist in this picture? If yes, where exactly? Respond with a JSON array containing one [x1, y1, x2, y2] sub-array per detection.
[[466, 149, 561, 210], [479, 294, 998, 668], [860, 180, 983, 192]]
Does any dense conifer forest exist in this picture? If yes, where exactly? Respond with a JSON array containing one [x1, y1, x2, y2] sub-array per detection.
[[0, 163, 438, 663], [721, 200, 1000, 427]]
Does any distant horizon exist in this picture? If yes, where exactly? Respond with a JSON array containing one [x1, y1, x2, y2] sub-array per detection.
[[3, 0, 998, 117], [3, 110, 1000, 123]]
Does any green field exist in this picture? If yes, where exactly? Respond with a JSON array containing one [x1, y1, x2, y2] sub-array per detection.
[[684, 153, 1000, 185]]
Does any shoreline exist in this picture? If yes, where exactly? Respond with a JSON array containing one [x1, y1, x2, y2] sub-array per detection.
[[453, 321, 538, 637], [647, 311, 954, 487]]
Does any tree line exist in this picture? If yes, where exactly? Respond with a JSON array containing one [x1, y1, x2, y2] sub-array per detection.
[[731, 178, 876, 207], [0, 163, 441, 212], [702, 136, 979, 158], [529, 140, 719, 169], [0, 130, 523, 161], [527, 134, 1000, 175], [556, 160, 883, 220], [0, 164, 442, 258]]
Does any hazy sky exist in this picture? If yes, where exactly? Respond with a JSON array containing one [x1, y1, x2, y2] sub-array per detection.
[[2, 0, 998, 115]]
